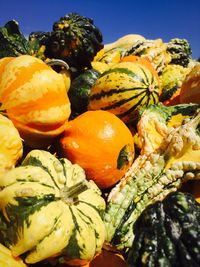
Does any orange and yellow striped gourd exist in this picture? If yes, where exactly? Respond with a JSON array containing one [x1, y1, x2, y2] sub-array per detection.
[[0, 55, 71, 148]]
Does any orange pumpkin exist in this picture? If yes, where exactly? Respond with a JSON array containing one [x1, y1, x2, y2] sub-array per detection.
[[60, 110, 134, 189], [83, 249, 127, 267], [0, 55, 71, 148], [180, 64, 200, 104], [60, 249, 127, 267]]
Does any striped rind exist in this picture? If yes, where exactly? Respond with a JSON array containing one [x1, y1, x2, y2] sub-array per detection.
[[0, 55, 70, 128], [88, 62, 160, 122]]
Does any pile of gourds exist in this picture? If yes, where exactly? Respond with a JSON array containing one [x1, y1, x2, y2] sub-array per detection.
[[0, 12, 200, 267]]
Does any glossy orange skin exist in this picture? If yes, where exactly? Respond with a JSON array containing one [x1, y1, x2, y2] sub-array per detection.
[[60, 110, 134, 189], [82, 250, 127, 267], [59, 250, 127, 267]]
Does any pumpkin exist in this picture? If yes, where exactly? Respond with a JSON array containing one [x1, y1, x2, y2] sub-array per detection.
[[120, 55, 158, 75], [0, 243, 27, 267], [180, 64, 200, 104], [0, 55, 71, 148], [82, 249, 127, 267], [0, 149, 106, 265], [0, 114, 23, 174], [103, 109, 200, 251], [127, 191, 200, 267], [60, 110, 135, 189], [88, 61, 161, 123]]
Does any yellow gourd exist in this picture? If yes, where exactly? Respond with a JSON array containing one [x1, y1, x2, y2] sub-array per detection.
[[0, 243, 27, 267], [0, 114, 23, 175]]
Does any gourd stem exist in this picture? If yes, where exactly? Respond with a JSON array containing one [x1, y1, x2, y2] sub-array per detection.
[[60, 181, 88, 205], [46, 59, 69, 70]]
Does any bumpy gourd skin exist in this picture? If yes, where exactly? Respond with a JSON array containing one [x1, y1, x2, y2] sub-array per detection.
[[127, 191, 200, 267], [166, 38, 192, 68], [30, 13, 103, 70], [104, 110, 200, 251], [0, 150, 106, 265], [125, 39, 171, 74]]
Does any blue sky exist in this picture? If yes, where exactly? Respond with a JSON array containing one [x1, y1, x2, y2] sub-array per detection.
[[1, 0, 200, 59]]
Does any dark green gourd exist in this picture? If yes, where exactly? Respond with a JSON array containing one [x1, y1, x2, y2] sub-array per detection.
[[127, 191, 200, 267], [166, 38, 192, 68], [30, 13, 103, 70], [68, 68, 100, 115]]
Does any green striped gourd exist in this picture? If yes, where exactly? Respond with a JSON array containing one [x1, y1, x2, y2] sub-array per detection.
[[88, 61, 161, 123], [0, 150, 106, 265], [103, 109, 200, 251]]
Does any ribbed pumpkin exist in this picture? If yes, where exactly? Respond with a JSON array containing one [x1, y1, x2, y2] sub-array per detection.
[[0, 149, 106, 265], [88, 61, 161, 123], [0, 55, 71, 148]]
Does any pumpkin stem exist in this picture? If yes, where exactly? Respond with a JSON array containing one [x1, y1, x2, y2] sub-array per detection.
[[60, 181, 89, 205]]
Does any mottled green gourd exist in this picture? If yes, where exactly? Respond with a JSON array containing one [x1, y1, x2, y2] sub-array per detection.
[[0, 150, 106, 265], [30, 13, 103, 70], [103, 107, 200, 251], [128, 191, 200, 267], [166, 38, 192, 67], [0, 20, 44, 59]]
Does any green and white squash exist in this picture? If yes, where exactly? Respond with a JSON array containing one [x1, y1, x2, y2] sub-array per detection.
[[128, 191, 200, 267], [104, 108, 200, 251], [88, 61, 161, 123], [0, 150, 106, 265]]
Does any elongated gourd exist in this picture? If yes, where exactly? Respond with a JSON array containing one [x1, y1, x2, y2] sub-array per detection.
[[104, 110, 200, 251]]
